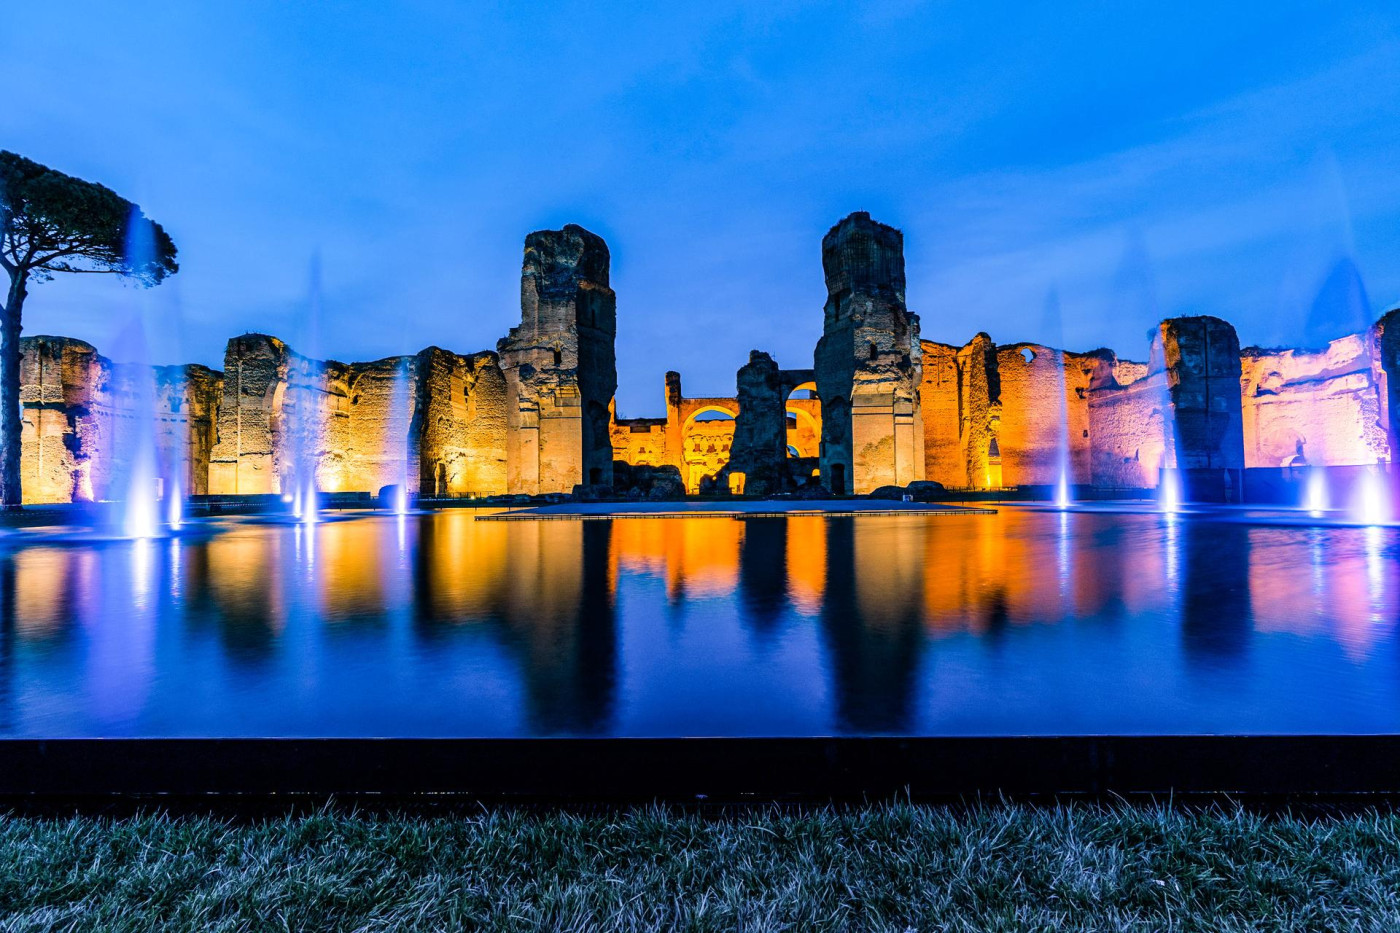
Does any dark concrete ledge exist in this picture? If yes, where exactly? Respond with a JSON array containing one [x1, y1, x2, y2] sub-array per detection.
[[478, 500, 995, 520], [1, 736, 1398, 804]]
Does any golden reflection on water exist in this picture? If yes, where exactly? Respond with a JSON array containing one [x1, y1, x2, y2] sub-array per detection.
[[611, 517, 741, 599], [201, 528, 289, 635], [3, 509, 1396, 662], [315, 519, 392, 623], [3, 507, 1400, 736], [10, 548, 99, 638], [785, 516, 826, 615]]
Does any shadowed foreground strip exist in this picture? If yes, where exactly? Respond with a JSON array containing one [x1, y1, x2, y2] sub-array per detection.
[[3, 804, 1400, 931]]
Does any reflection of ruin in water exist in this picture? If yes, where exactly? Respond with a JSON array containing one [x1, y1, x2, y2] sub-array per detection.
[[1, 509, 1399, 735]]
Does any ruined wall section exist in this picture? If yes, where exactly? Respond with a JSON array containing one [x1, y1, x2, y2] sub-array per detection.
[[416, 348, 507, 496], [994, 344, 1105, 486], [957, 334, 999, 488], [18, 337, 108, 503], [1160, 315, 1246, 500], [1376, 308, 1400, 459], [1241, 333, 1390, 469], [209, 334, 291, 495], [724, 350, 787, 495], [919, 340, 963, 486], [498, 225, 617, 494], [20, 337, 223, 504], [1086, 352, 1166, 489], [154, 363, 222, 497], [610, 410, 669, 469], [328, 355, 419, 494], [815, 211, 924, 494], [210, 343, 390, 496]]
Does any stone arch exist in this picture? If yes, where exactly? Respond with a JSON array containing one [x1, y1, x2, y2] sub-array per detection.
[[985, 437, 1003, 488], [681, 405, 738, 493], [782, 380, 822, 463], [685, 404, 739, 424]]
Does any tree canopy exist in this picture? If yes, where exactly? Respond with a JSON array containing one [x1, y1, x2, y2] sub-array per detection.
[[0, 150, 179, 508], [0, 149, 178, 285]]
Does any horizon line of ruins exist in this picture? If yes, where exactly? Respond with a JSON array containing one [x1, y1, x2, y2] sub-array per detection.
[[17, 210, 1400, 506]]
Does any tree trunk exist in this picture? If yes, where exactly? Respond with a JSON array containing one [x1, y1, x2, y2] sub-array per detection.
[[0, 269, 26, 509]]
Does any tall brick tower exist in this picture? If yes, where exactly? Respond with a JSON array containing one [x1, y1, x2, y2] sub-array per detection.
[[814, 212, 924, 494], [498, 225, 618, 494]]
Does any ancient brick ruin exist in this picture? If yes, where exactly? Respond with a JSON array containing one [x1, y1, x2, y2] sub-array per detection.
[[499, 225, 617, 494], [14, 215, 1400, 504], [815, 212, 924, 494]]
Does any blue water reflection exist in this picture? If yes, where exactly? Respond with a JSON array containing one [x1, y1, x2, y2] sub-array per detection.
[[1, 508, 1398, 737]]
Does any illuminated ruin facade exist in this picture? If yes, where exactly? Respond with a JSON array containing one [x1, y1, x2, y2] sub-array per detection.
[[15, 215, 1400, 504]]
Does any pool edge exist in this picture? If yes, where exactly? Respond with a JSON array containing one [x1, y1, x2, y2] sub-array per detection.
[[2, 736, 1398, 802]]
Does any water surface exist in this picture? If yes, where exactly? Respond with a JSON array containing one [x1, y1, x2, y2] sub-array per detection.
[[2, 508, 1397, 737]]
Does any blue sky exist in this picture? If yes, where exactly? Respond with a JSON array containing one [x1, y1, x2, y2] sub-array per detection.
[[5, 1, 1399, 416]]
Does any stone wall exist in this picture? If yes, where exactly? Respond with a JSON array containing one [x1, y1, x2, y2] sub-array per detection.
[[155, 363, 222, 497], [1376, 309, 1400, 458], [919, 332, 1172, 492], [1159, 316, 1247, 500], [608, 365, 825, 494], [207, 334, 507, 499], [957, 333, 999, 488], [325, 355, 419, 494], [994, 344, 1105, 486], [416, 347, 507, 497], [724, 351, 787, 495], [1086, 360, 1168, 489], [680, 417, 735, 493], [918, 340, 964, 486], [785, 400, 821, 458], [815, 212, 925, 494], [18, 336, 221, 504], [609, 415, 669, 469], [19, 336, 108, 503], [208, 334, 288, 495], [498, 225, 618, 494], [1240, 332, 1389, 469]]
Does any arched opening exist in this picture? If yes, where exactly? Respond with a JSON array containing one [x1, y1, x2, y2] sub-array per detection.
[[785, 407, 820, 458], [783, 382, 821, 460], [1020, 347, 1036, 364], [681, 405, 738, 493], [986, 438, 1003, 489]]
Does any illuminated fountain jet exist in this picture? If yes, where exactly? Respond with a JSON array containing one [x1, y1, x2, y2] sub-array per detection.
[[1304, 467, 1329, 518], [393, 358, 413, 516], [1159, 468, 1182, 515], [1352, 466, 1391, 526]]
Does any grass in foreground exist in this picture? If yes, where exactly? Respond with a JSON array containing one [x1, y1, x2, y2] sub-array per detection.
[[3, 803, 1400, 931]]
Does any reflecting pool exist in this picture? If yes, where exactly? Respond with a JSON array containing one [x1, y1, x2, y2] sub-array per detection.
[[2, 507, 1399, 737]]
